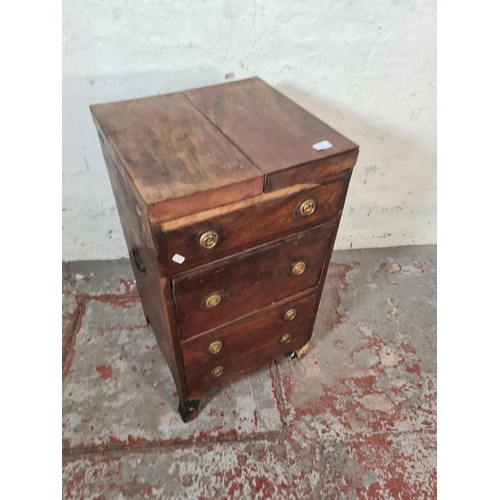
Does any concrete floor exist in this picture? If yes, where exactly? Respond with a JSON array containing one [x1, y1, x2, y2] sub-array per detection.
[[62, 246, 436, 500]]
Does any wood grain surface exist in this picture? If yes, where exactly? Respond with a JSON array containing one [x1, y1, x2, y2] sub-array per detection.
[[172, 225, 334, 340], [182, 293, 317, 397], [162, 177, 346, 274], [97, 134, 188, 398], [91, 92, 264, 219], [184, 77, 358, 176], [265, 149, 358, 192]]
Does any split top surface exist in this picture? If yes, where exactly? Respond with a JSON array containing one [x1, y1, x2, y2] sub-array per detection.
[[91, 77, 358, 220]]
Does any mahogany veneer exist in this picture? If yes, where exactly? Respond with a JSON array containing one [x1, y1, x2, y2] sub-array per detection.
[[91, 77, 359, 422]]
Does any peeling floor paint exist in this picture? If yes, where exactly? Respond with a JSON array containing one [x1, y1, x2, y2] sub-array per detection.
[[62, 246, 436, 499], [63, 299, 283, 450], [62, 293, 80, 359]]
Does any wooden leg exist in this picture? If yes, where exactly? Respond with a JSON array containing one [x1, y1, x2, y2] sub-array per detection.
[[178, 398, 201, 423], [294, 342, 310, 361]]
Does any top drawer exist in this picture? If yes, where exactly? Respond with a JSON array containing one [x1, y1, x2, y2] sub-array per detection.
[[160, 177, 347, 274]]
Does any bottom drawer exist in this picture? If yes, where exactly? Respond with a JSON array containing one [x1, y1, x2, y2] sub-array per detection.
[[181, 292, 317, 397]]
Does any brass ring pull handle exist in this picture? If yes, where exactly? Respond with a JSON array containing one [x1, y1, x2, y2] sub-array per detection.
[[207, 341, 222, 354], [291, 261, 306, 275], [210, 366, 225, 378], [283, 308, 297, 321], [279, 333, 292, 344], [199, 230, 219, 249], [204, 293, 222, 309], [298, 198, 317, 217]]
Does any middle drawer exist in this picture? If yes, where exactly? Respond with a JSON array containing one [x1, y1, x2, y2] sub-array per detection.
[[172, 224, 334, 340]]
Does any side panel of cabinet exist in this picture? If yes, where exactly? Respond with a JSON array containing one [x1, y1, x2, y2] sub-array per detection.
[[97, 131, 188, 399]]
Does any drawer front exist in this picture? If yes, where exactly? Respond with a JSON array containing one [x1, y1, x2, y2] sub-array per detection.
[[182, 293, 317, 396], [172, 225, 333, 340], [163, 178, 346, 273]]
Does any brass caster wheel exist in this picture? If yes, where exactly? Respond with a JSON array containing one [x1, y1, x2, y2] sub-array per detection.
[[178, 399, 201, 423], [294, 342, 310, 361]]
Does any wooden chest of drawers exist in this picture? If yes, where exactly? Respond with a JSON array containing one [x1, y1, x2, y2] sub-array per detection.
[[91, 77, 359, 422]]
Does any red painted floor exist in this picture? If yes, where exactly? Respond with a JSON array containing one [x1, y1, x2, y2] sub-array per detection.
[[62, 246, 436, 499]]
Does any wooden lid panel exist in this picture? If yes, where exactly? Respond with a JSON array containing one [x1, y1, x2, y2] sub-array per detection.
[[91, 92, 264, 210], [184, 78, 359, 177]]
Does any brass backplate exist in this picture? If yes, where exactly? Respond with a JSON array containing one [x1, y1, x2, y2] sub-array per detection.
[[298, 198, 316, 217], [291, 261, 306, 275], [199, 230, 219, 249]]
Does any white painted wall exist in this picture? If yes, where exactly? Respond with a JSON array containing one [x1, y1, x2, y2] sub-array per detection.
[[63, 0, 436, 261]]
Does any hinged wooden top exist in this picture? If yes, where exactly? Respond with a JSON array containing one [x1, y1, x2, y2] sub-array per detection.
[[90, 92, 264, 222], [184, 78, 358, 177], [91, 77, 358, 222]]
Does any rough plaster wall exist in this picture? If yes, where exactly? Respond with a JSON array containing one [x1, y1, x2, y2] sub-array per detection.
[[63, 0, 436, 260]]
